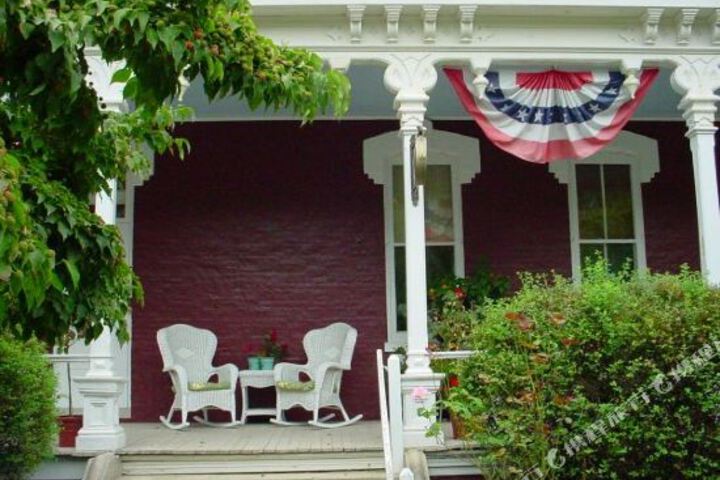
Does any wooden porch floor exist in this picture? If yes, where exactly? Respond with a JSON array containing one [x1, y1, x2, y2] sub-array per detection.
[[118, 421, 389, 455]]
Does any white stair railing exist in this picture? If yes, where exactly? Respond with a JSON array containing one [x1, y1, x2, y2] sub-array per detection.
[[376, 349, 414, 480], [387, 354, 404, 474]]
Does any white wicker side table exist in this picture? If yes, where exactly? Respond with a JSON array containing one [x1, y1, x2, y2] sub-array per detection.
[[239, 369, 276, 424]]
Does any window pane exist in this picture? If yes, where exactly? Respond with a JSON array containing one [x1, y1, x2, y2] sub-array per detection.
[[580, 243, 604, 268], [425, 166, 454, 242], [392, 165, 454, 244], [427, 246, 455, 285], [607, 243, 636, 272], [394, 246, 455, 333], [393, 166, 405, 244], [603, 164, 634, 239], [395, 246, 407, 332], [576, 164, 604, 239]]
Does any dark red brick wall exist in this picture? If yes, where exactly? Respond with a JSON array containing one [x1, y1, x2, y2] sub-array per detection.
[[131, 121, 396, 421], [434, 120, 704, 278], [130, 120, 705, 421]]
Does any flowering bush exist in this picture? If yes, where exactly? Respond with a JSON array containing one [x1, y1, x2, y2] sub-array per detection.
[[440, 261, 720, 479], [429, 261, 509, 351]]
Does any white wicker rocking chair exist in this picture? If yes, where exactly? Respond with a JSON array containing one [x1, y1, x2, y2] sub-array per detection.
[[271, 322, 363, 428], [157, 324, 240, 430]]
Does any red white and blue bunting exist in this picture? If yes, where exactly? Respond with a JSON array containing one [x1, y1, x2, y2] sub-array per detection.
[[445, 68, 659, 163]]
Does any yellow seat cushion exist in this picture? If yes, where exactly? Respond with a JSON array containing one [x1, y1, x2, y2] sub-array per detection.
[[187, 381, 231, 392], [276, 380, 316, 392]]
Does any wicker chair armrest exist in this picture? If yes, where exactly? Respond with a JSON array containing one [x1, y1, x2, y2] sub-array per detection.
[[315, 361, 345, 380], [163, 365, 189, 392], [210, 363, 239, 387], [274, 362, 310, 382]]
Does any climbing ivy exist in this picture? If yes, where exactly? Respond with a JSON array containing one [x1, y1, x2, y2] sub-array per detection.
[[0, 0, 350, 346]]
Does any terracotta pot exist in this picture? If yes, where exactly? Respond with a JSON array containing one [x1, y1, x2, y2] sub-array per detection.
[[450, 411, 466, 439], [58, 415, 82, 448]]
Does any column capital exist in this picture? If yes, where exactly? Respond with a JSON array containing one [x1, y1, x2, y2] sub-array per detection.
[[85, 51, 127, 113], [671, 56, 720, 136], [383, 54, 437, 133]]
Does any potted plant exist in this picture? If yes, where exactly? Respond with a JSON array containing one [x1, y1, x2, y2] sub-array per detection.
[[259, 329, 287, 370], [57, 329, 82, 447], [57, 362, 82, 447], [243, 342, 262, 370]]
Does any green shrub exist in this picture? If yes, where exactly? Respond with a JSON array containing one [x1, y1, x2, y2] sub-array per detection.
[[443, 262, 720, 479], [0, 334, 58, 479], [429, 262, 509, 351]]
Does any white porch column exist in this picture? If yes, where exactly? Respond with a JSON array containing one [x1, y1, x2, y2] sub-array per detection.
[[75, 54, 128, 452], [384, 55, 444, 447], [671, 56, 720, 286]]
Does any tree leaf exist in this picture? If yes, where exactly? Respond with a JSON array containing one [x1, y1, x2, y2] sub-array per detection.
[[63, 259, 80, 289], [111, 67, 132, 84], [48, 30, 64, 52], [123, 77, 138, 99]]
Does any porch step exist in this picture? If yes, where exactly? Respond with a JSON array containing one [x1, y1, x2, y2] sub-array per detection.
[[119, 451, 386, 479]]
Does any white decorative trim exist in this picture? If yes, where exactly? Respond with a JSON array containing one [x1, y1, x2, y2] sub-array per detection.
[[676, 9, 699, 46], [85, 53, 126, 113], [363, 128, 480, 347], [712, 9, 720, 46], [671, 56, 720, 285], [385, 5, 403, 44], [549, 131, 659, 280], [641, 8, 664, 45], [458, 5, 477, 44], [422, 5, 441, 44], [347, 5, 366, 44], [671, 56, 720, 136]]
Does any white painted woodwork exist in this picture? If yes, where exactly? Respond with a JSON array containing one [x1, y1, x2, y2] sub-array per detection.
[[549, 131, 660, 280], [363, 127, 480, 349], [376, 350, 396, 479], [76, 178, 128, 452], [671, 56, 720, 285], [381, 55, 445, 448], [387, 354, 405, 475]]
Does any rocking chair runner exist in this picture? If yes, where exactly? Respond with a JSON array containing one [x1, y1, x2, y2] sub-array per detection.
[[271, 322, 363, 428], [156, 324, 240, 430]]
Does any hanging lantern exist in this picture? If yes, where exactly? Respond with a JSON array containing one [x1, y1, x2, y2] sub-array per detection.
[[410, 128, 427, 206]]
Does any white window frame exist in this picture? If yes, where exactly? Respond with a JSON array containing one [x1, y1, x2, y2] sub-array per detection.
[[549, 131, 660, 280], [364, 127, 481, 350]]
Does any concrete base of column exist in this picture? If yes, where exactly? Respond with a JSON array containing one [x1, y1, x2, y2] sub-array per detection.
[[401, 370, 445, 448], [74, 376, 127, 452]]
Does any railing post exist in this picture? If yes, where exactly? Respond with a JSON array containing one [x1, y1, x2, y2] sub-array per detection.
[[388, 354, 405, 475]]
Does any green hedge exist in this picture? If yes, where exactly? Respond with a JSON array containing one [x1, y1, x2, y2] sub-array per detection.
[[0, 335, 58, 479], [443, 263, 720, 479]]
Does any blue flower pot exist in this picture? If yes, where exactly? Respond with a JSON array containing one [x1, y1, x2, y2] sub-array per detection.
[[247, 356, 261, 370], [260, 357, 275, 370]]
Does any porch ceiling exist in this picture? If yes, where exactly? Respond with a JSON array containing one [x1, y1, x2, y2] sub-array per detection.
[[181, 65, 684, 122]]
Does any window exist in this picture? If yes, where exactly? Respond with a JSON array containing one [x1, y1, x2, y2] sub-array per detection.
[[364, 128, 481, 348], [549, 131, 660, 279], [392, 165, 456, 331]]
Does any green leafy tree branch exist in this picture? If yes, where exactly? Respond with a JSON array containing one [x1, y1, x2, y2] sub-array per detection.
[[0, 0, 350, 346]]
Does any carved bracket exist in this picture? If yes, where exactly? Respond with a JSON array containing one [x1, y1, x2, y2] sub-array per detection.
[[347, 5, 366, 44], [641, 8, 663, 45], [385, 5, 403, 44], [422, 5, 441, 44], [458, 5, 477, 44], [676, 8, 699, 46]]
